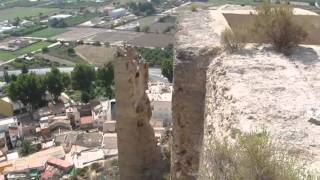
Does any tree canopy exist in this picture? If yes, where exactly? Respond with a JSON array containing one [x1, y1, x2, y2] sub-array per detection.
[[45, 67, 65, 101], [161, 58, 173, 83], [71, 64, 96, 92], [95, 63, 115, 99], [7, 73, 46, 111]]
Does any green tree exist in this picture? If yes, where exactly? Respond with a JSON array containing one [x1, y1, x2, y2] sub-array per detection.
[[21, 64, 28, 74], [10, 74, 17, 82], [7, 73, 46, 112], [20, 139, 34, 156], [12, 17, 21, 26], [71, 64, 95, 93], [81, 91, 91, 103], [3, 70, 10, 83], [61, 72, 71, 90], [67, 47, 75, 55], [161, 59, 173, 83], [42, 47, 49, 53], [96, 63, 114, 99], [45, 67, 64, 102]]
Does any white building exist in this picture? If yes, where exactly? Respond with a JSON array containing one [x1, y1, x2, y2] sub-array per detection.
[[147, 82, 172, 127], [0, 117, 20, 133], [109, 8, 127, 19], [49, 14, 72, 20], [92, 100, 116, 130], [20, 20, 34, 27]]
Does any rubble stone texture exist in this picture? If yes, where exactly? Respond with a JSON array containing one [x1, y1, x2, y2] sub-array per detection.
[[174, 5, 320, 179], [114, 46, 162, 180], [171, 10, 220, 180]]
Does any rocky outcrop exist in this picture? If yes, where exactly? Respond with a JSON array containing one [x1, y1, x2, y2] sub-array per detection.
[[114, 46, 162, 180]]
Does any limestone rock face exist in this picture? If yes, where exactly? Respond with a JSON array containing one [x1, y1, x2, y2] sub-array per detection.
[[114, 46, 162, 180]]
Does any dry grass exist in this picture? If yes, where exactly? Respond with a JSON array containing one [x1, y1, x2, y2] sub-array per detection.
[[199, 131, 314, 180], [251, 1, 308, 55], [75, 45, 115, 65], [221, 27, 249, 53], [222, 2, 316, 55]]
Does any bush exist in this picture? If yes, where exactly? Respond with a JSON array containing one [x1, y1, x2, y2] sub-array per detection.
[[142, 26, 150, 33], [221, 28, 248, 53], [199, 130, 313, 180], [251, 1, 307, 55], [8, 25, 47, 36], [42, 47, 49, 53], [93, 41, 101, 46], [77, 40, 84, 45], [67, 48, 75, 55], [190, 3, 198, 12]]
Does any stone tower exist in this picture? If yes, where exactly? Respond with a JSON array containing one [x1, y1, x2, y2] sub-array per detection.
[[114, 46, 162, 180]]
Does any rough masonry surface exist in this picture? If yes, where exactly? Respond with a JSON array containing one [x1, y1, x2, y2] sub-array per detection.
[[171, 10, 220, 180], [114, 46, 162, 180]]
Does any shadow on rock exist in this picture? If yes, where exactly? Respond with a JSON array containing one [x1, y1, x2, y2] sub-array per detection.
[[290, 46, 320, 65]]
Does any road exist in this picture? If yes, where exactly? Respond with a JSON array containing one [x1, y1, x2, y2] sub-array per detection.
[[0, 67, 168, 82], [160, 2, 191, 15]]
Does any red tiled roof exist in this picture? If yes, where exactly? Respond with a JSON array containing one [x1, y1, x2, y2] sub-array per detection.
[[41, 170, 53, 179], [47, 158, 73, 170], [80, 116, 93, 125]]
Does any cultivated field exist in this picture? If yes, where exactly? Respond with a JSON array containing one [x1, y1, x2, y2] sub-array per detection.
[[46, 44, 88, 65], [29, 27, 69, 38], [53, 27, 106, 41], [75, 45, 114, 65], [87, 30, 173, 48], [88, 30, 141, 44], [0, 7, 57, 21], [223, 13, 320, 45], [65, 13, 101, 26], [131, 16, 159, 27], [149, 22, 175, 34], [0, 41, 51, 61], [128, 33, 174, 48]]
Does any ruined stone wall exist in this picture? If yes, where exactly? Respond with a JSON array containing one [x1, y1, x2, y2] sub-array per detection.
[[174, 7, 320, 179], [114, 46, 162, 180], [171, 10, 220, 180]]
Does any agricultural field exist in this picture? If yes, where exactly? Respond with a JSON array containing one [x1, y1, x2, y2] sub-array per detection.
[[209, 0, 255, 5], [28, 27, 69, 38], [46, 44, 88, 65], [8, 56, 59, 69], [128, 33, 174, 48], [75, 45, 114, 65], [65, 13, 101, 26], [44, 0, 107, 9], [149, 22, 175, 34], [223, 13, 320, 45], [0, 41, 51, 61], [208, 0, 316, 6], [0, 0, 46, 9], [0, 7, 58, 21], [88, 30, 141, 44], [53, 27, 106, 41], [132, 16, 159, 27], [112, 0, 147, 5]]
